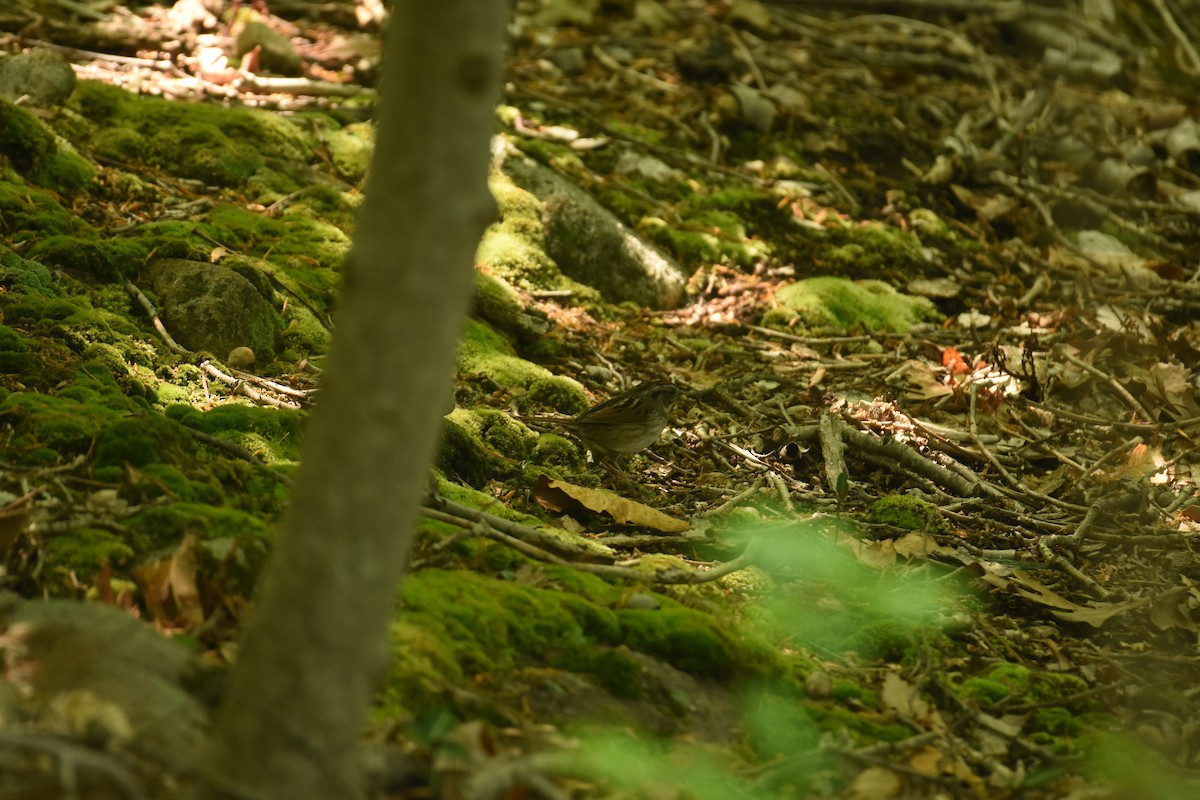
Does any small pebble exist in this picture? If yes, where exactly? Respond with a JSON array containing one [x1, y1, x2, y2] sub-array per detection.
[[227, 347, 256, 369], [622, 593, 660, 610]]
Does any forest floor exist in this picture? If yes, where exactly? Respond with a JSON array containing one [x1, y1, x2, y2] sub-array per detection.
[[1, 0, 1200, 798]]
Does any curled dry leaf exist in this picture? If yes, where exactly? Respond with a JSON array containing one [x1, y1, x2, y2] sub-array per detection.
[[0, 488, 40, 558], [531, 475, 689, 533]]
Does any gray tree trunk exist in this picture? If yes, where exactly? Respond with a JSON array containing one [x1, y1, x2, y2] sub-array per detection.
[[202, 1, 506, 796]]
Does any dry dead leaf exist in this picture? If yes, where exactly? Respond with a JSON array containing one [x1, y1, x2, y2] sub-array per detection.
[[888, 359, 954, 401], [909, 744, 980, 787], [0, 487, 40, 557], [1147, 586, 1196, 633], [881, 671, 928, 718], [978, 565, 1158, 627], [1050, 597, 1151, 627], [835, 532, 902, 568], [835, 532, 897, 568], [133, 531, 207, 632], [531, 476, 689, 533], [893, 530, 955, 559], [844, 765, 903, 800], [168, 532, 206, 630]]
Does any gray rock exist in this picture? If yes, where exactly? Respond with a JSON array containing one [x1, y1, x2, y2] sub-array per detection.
[[0, 50, 76, 108], [143, 258, 280, 359], [236, 20, 302, 75], [496, 140, 687, 309]]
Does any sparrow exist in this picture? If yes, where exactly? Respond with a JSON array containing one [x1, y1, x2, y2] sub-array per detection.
[[518, 380, 680, 459]]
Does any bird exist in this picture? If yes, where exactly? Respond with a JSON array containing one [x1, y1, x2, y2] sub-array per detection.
[[518, 380, 681, 460]]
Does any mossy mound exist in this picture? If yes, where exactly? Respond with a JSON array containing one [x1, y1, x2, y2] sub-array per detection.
[[386, 565, 783, 721], [0, 97, 93, 192], [764, 275, 940, 333]]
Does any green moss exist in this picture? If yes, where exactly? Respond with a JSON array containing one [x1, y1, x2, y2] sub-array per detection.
[[178, 135, 264, 186], [813, 703, 910, 744], [124, 502, 273, 587], [0, 392, 117, 462], [166, 402, 304, 463], [490, 171, 545, 233], [821, 221, 930, 273], [26, 235, 147, 282], [868, 495, 950, 534], [617, 597, 787, 680], [44, 527, 135, 582], [435, 414, 508, 487], [280, 302, 331, 355], [138, 463, 223, 503], [202, 204, 283, 250], [155, 382, 191, 406], [456, 318, 556, 389], [79, 342, 130, 378], [830, 678, 876, 706], [982, 662, 1030, 693], [472, 270, 524, 327], [244, 166, 300, 205], [387, 567, 777, 718], [1030, 707, 1081, 737], [122, 220, 209, 262], [68, 307, 141, 339], [38, 149, 94, 192], [0, 99, 93, 192], [70, 82, 315, 188], [0, 323, 32, 351], [1, 294, 80, 325], [268, 213, 351, 267], [0, 181, 78, 238], [765, 276, 939, 333], [744, 692, 820, 759], [532, 432, 586, 470], [473, 409, 536, 460], [850, 618, 920, 663], [0, 249, 58, 295], [57, 357, 148, 413], [684, 187, 776, 217], [556, 646, 645, 699], [72, 80, 126, 122], [476, 228, 561, 288], [958, 677, 1009, 704], [91, 126, 147, 161], [955, 664, 1091, 713], [397, 569, 617, 676], [325, 122, 373, 181], [1028, 671, 1089, 709], [1, 98, 61, 178], [93, 413, 194, 469], [521, 375, 589, 415]]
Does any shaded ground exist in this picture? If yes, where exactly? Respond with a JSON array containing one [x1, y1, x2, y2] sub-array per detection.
[[1, 0, 1199, 797]]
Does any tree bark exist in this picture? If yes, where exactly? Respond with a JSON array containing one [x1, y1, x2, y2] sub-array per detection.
[[203, 1, 505, 796]]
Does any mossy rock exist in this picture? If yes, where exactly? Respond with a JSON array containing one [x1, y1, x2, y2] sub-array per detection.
[[0, 391, 118, 463], [764, 276, 939, 333], [387, 566, 781, 718], [457, 318, 557, 390], [0, 178, 78, 239], [26, 235, 147, 282], [165, 402, 305, 463], [0, 248, 59, 295], [436, 411, 515, 487], [868, 495, 950, 535], [0, 97, 93, 192], [142, 258, 281, 359], [93, 413, 194, 470]]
